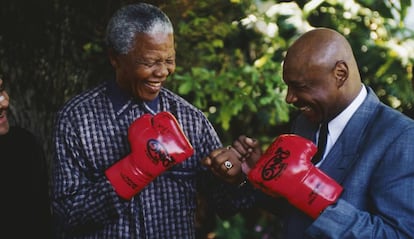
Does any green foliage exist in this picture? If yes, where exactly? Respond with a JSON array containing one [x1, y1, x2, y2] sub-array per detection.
[[165, 0, 414, 145], [212, 210, 281, 239], [165, 0, 295, 144], [1, 0, 412, 149], [172, 57, 290, 130], [1, 0, 414, 238], [303, 0, 414, 111]]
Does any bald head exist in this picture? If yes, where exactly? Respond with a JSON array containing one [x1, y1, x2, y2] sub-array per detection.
[[284, 28, 360, 86], [283, 28, 363, 123]]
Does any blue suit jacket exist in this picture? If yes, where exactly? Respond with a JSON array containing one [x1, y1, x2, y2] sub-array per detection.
[[267, 86, 414, 238]]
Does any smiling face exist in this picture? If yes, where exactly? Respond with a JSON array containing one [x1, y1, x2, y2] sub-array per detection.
[[282, 28, 361, 124], [0, 79, 10, 135], [109, 32, 176, 101], [283, 61, 339, 124]]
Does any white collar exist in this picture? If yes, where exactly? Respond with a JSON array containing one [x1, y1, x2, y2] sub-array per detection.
[[317, 84, 367, 166]]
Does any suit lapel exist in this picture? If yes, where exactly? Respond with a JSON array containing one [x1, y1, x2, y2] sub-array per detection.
[[319, 87, 380, 183]]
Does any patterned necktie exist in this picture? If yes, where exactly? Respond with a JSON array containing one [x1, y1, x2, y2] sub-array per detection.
[[312, 122, 328, 165]]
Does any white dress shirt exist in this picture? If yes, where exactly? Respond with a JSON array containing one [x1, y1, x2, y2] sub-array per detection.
[[315, 84, 367, 167]]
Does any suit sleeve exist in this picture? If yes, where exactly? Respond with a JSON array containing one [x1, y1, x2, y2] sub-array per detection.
[[307, 128, 414, 239]]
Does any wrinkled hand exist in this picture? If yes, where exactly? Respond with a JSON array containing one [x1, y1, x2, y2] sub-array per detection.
[[202, 135, 262, 185], [202, 146, 245, 185], [231, 135, 262, 174]]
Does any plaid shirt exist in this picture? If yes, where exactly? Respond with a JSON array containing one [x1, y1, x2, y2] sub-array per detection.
[[51, 79, 256, 239]]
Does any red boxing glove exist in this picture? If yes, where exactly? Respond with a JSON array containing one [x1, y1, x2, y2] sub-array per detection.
[[105, 111, 194, 200], [248, 134, 343, 219]]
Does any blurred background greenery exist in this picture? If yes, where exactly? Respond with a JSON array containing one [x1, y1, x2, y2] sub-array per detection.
[[1, 0, 413, 238]]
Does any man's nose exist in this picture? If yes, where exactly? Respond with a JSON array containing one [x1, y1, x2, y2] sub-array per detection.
[[285, 88, 297, 104]]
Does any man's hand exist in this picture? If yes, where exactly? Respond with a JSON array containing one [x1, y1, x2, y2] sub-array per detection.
[[202, 146, 244, 184], [231, 135, 262, 174], [202, 135, 262, 185]]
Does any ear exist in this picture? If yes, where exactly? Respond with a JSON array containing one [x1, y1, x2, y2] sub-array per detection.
[[108, 48, 119, 68], [334, 60, 348, 87]]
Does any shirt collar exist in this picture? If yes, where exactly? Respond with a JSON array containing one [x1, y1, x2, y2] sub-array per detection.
[[328, 84, 367, 145], [315, 84, 367, 166], [106, 79, 161, 116], [106, 79, 131, 115]]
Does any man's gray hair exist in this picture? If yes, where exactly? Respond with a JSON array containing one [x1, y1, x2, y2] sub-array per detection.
[[105, 3, 173, 55]]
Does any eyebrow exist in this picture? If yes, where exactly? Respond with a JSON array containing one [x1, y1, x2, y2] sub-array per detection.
[[137, 55, 175, 60]]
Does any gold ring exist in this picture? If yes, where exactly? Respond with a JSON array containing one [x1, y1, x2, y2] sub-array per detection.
[[224, 160, 233, 170]]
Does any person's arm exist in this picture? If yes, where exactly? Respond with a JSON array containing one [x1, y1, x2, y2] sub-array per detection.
[[308, 129, 414, 238], [52, 111, 194, 232], [51, 114, 125, 232]]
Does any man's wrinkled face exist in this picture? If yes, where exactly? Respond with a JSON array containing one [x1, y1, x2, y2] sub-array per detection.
[[283, 63, 339, 124], [110, 32, 176, 101], [0, 79, 10, 135]]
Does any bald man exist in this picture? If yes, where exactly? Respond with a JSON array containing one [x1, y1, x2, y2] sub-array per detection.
[[203, 28, 414, 238]]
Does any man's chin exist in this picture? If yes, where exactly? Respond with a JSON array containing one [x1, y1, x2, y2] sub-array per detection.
[[136, 92, 159, 102], [0, 124, 10, 136], [302, 111, 318, 123]]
